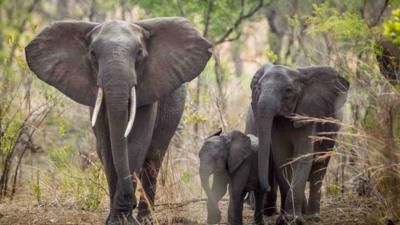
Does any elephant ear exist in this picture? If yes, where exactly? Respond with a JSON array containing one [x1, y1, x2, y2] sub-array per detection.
[[25, 21, 99, 106], [227, 130, 253, 174], [135, 17, 212, 106], [295, 66, 349, 125]]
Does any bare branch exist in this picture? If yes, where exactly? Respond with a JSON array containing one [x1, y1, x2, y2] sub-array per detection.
[[224, 31, 242, 43], [213, 0, 264, 46], [176, 0, 186, 17], [202, 0, 213, 37]]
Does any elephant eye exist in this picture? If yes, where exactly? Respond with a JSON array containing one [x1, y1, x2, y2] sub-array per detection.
[[137, 49, 143, 57], [285, 87, 294, 94], [90, 50, 96, 58]]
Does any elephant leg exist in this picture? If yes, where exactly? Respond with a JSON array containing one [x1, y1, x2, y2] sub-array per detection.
[[98, 137, 119, 224], [270, 129, 291, 215], [306, 157, 330, 220], [228, 163, 250, 225], [275, 163, 290, 214], [137, 154, 163, 223], [92, 108, 120, 224], [137, 87, 186, 221], [264, 154, 278, 216], [228, 188, 245, 225], [281, 125, 314, 224], [278, 180, 287, 213], [254, 190, 265, 225]]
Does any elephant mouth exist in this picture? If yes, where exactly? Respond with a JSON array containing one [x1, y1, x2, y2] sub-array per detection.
[[91, 86, 137, 138]]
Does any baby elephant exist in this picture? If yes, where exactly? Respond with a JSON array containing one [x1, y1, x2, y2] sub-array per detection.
[[199, 129, 265, 225]]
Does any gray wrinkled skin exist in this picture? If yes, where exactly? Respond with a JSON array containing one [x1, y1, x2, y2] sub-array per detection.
[[249, 64, 349, 225], [25, 17, 211, 225], [199, 129, 265, 225]]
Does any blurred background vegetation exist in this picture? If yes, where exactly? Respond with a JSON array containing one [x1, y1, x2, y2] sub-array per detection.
[[0, 0, 400, 224]]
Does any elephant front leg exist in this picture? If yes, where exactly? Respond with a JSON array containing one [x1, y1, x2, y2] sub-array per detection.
[[228, 189, 245, 225], [306, 157, 330, 221], [92, 108, 129, 225], [264, 155, 278, 216], [137, 156, 162, 223], [253, 190, 265, 225], [280, 126, 314, 225]]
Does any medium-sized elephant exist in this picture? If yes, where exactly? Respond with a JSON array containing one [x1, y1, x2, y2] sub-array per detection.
[[249, 64, 349, 224], [199, 129, 266, 225]]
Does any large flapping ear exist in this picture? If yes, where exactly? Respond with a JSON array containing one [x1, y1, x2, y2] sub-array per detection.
[[25, 21, 99, 106], [295, 66, 349, 126], [226, 130, 253, 174], [135, 17, 212, 106]]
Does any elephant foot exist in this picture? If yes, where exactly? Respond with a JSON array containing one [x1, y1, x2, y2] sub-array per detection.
[[254, 219, 265, 225], [304, 213, 321, 221], [264, 207, 278, 217], [138, 202, 158, 224], [207, 210, 222, 224], [276, 214, 305, 225], [207, 206, 221, 224], [106, 211, 140, 225], [138, 217, 153, 225]]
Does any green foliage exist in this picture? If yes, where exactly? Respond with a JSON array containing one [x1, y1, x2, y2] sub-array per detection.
[[47, 145, 107, 210], [48, 145, 74, 168], [58, 164, 106, 210], [384, 9, 400, 43], [306, 3, 375, 50], [0, 115, 21, 157], [183, 109, 208, 125], [132, 0, 263, 41], [363, 105, 377, 133], [29, 170, 42, 204], [180, 170, 191, 184], [264, 47, 278, 63], [327, 179, 340, 196]]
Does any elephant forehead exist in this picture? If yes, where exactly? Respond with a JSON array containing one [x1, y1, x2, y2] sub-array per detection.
[[200, 138, 226, 155], [97, 21, 142, 43], [203, 139, 224, 149], [262, 71, 293, 83]]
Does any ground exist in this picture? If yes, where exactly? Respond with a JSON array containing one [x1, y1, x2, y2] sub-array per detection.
[[0, 192, 389, 225]]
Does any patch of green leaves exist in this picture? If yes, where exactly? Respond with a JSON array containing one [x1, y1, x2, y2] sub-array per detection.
[[384, 9, 400, 43], [306, 3, 375, 50], [180, 170, 191, 184], [30, 170, 42, 204]]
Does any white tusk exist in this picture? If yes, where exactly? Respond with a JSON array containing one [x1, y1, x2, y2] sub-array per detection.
[[91, 88, 103, 127], [124, 87, 137, 138]]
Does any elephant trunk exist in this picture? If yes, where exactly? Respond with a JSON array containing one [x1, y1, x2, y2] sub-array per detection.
[[103, 72, 135, 210], [256, 94, 279, 192], [200, 170, 221, 224]]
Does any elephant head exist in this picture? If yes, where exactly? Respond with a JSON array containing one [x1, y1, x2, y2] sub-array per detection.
[[251, 64, 349, 191], [199, 129, 253, 224], [25, 18, 211, 210], [26, 17, 211, 131]]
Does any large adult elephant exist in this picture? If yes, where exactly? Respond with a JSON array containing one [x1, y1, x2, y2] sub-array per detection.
[[25, 18, 211, 225], [248, 64, 349, 224]]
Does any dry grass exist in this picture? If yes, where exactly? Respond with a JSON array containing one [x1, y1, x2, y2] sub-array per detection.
[[1, 71, 399, 224], [0, 191, 389, 225]]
